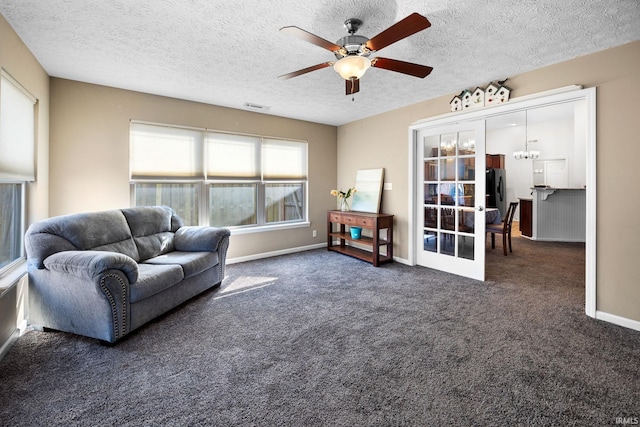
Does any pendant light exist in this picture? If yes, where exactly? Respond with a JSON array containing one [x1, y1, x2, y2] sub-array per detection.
[[513, 110, 540, 160]]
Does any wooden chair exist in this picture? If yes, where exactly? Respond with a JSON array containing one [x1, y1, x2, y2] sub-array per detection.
[[486, 201, 519, 256]]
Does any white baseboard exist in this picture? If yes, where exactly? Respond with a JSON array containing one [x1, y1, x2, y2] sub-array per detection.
[[0, 328, 20, 362], [393, 256, 411, 265], [595, 310, 640, 332], [226, 243, 327, 265], [228, 242, 411, 267]]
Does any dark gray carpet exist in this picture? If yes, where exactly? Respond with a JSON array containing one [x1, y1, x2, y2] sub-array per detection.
[[1, 244, 639, 426]]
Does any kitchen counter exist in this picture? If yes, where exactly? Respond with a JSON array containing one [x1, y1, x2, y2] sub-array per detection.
[[530, 187, 586, 242]]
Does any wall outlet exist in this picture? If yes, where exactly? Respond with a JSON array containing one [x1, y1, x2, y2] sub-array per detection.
[[312, 230, 317, 238], [383, 182, 392, 190]]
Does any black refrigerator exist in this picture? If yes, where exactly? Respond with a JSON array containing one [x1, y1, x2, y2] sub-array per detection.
[[486, 168, 506, 220]]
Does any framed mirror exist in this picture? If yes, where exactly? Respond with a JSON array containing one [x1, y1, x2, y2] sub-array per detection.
[[352, 168, 384, 213]]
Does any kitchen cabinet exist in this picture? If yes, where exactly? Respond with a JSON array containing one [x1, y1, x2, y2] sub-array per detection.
[[486, 154, 505, 169], [519, 198, 532, 237]]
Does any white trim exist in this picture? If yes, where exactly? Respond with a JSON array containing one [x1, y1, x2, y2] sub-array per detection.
[[0, 260, 27, 296], [584, 88, 597, 318], [412, 85, 583, 127], [407, 127, 418, 266], [409, 87, 589, 131], [229, 221, 311, 235], [393, 256, 412, 266], [226, 242, 326, 264], [595, 311, 640, 332], [0, 328, 20, 362], [227, 242, 412, 266]]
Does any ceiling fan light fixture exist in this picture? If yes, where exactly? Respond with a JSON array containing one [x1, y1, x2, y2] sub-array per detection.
[[333, 55, 371, 80]]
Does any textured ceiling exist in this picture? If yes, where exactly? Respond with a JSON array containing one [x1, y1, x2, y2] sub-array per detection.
[[1, 0, 638, 126]]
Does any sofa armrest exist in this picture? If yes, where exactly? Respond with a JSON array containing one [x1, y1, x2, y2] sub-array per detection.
[[43, 250, 138, 283], [174, 226, 231, 252]]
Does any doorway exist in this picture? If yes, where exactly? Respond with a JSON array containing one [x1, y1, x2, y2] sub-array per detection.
[[408, 86, 596, 317]]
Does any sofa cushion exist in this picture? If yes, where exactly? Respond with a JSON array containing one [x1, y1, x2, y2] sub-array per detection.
[[143, 251, 219, 279], [174, 226, 231, 252], [130, 263, 185, 303], [25, 210, 139, 268], [121, 206, 179, 261]]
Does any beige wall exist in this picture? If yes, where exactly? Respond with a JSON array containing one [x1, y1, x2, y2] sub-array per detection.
[[49, 79, 337, 260], [0, 14, 50, 353], [0, 14, 50, 224], [337, 41, 640, 322]]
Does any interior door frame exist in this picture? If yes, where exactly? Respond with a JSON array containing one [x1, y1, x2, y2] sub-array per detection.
[[408, 86, 596, 317]]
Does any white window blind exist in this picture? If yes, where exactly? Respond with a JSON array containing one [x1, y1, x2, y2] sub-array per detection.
[[129, 121, 308, 229], [206, 132, 261, 180], [262, 138, 308, 181], [130, 122, 204, 180], [0, 70, 37, 181]]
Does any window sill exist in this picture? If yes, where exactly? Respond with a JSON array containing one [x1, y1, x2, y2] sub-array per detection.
[[0, 260, 27, 298], [229, 221, 311, 235]]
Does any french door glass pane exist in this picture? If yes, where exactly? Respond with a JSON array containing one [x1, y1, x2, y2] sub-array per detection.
[[424, 183, 438, 205], [265, 183, 303, 224], [462, 184, 475, 207], [441, 232, 455, 256], [423, 230, 437, 252], [458, 130, 476, 154], [423, 135, 440, 158], [424, 160, 438, 181], [440, 132, 457, 157], [458, 236, 475, 260], [135, 183, 199, 225], [440, 159, 456, 181], [461, 158, 476, 180], [209, 183, 257, 227], [424, 206, 437, 229]]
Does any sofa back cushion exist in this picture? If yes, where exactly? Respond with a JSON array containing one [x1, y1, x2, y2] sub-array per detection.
[[120, 206, 183, 262], [25, 210, 140, 269]]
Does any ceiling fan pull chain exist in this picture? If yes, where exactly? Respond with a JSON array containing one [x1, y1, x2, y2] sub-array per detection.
[[350, 77, 356, 101]]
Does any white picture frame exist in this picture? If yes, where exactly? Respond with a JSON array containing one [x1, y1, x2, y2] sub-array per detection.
[[352, 168, 384, 213]]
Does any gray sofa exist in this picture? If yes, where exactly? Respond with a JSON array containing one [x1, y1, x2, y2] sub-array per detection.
[[25, 206, 230, 343]]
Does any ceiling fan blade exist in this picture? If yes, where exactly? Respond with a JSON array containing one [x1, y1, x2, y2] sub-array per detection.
[[371, 57, 433, 78], [365, 13, 431, 52], [280, 26, 343, 52], [345, 78, 360, 95], [278, 62, 333, 80]]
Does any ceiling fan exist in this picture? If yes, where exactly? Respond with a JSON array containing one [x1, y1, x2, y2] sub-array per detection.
[[278, 13, 433, 96]]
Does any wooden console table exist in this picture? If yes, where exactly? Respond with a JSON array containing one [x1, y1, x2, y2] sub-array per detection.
[[327, 210, 393, 266]]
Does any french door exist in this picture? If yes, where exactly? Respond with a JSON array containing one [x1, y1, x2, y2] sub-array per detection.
[[416, 120, 486, 280]]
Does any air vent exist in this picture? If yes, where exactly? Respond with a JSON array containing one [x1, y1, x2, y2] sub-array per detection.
[[244, 102, 270, 111]]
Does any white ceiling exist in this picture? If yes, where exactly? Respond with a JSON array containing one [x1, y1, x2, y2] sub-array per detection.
[[1, 0, 638, 126]]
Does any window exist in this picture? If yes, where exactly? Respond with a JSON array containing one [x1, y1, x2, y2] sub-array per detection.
[[262, 138, 307, 224], [0, 183, 24, 271], [0, 70, 36, 275], [130, 123, 203, 225], [130, 122, 308, 229]]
